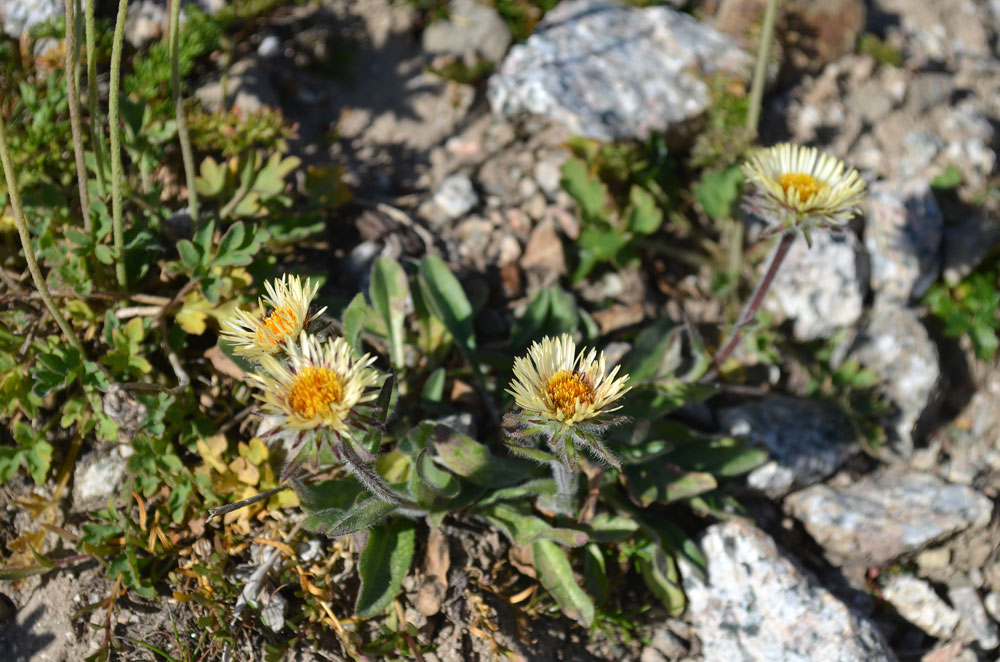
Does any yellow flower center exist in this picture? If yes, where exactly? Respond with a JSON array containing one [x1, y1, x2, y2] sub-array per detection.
[[287, 367, 343, 419], [779, 172, 823, 202], [545, 370, 595, 418], [256, 306, 298, 345]]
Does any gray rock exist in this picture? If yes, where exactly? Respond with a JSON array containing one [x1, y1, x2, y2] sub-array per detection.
[[849, 298, 938, 456], [433, 174, 478, 219], [933, 389, 1000, 485], [683, 520, 897, 662], [125, 0, 167, 47], [942, 212, 1000, 286], [785, 469, 993, 565], [489, 0, 751, 140], [719, 396, 859, 497], [949, 585, 999, 648], [763, 230, 867, 341], [73, 453, 127, 503], [422, 0, 512, 62], [897, 130, 943, 182], [882, 575, 960, 639], [0, 0, 59, 38], [984, 591, 1000, 623], [864, 179, 942, 302], [196, 57, 280, 114]]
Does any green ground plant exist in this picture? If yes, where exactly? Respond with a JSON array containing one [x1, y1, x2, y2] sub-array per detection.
[[0, 0, 898, 659]]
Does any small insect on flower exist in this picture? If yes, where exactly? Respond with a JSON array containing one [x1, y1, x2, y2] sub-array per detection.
[[507, 334, 631, 427], [742, 143, 866, 235], [220, 275, 327, 359]]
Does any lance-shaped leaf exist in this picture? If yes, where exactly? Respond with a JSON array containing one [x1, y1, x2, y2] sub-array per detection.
[[418, 255, 476, 354], [370, 257, 410, 369], [478, 502, 587, 547], [303, 498, 397, 537], [624, 461, 717, 507], [341, 293, 369, 356], [476, 478, 557, 507], [429, 423, 530, 487], [532, 539, 595, 627], [636, 540, 685, 616], [356, 518, 416, 618]]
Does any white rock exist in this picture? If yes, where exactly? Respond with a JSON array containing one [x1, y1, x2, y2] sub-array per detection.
[[0, 0, 60, 38], [683, 521, 897, 662], [422, 0, 511, 62], [882, 575, 959, 639], [433, 174, 478, 219], [948, 585, 999, 649], [763, 231, 867, 341], [785, 470, 992, 565], [489, 0, 751, 140], [73, 455, 127, 503]]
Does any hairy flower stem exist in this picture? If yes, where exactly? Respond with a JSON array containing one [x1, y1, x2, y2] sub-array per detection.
[[64, 0, 91, 232], [0, 115, 85, 355], [549, 458, 577, 516], [703, 231, 794, 382], [109, 0, 129, 290], [745, 0, 779, 133], [84, 0, 107, 198], [168, 0, 199, 225]]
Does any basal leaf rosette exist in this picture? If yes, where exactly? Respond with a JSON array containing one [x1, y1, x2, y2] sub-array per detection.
[[742, 143, 866, 238], [220, 274, 326, 359], [251, 332, 380, 478]]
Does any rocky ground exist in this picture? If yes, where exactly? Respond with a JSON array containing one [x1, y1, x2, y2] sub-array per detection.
[[2, 0, 1000, 660]]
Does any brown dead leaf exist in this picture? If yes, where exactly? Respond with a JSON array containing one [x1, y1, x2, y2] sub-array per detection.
[[416, 527, 450, 617], [520, 220, 566, 279], [205, 344, 247, 381], [591, 303, 644, 335], [507, 544, 535, 579]]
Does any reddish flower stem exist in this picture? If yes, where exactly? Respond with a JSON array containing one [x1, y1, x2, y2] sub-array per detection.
[[702, 231, 795, 382]]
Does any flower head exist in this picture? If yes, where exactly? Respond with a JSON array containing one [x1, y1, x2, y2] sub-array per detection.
[[742, 143, 866, 232], [220, 275, 326, 359], [250, 332, 379, 439], [507, 334, 631, 427]]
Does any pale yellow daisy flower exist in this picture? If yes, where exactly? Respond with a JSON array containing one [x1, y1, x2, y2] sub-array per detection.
[[742, 143, 866, 230], [507, 334, 631, 426], [220, 275, 326, 358], [250, 332, 379, 439]]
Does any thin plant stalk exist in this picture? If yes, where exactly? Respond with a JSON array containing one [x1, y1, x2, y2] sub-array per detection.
[[63, 0, 91, 232], [168, 0, 199, 224], [745, 0, 779, 134], [83, 0, 107, 198], [109, 0, 129, 290], [702, 231, 795, 381], [0, 115, 86, 355]]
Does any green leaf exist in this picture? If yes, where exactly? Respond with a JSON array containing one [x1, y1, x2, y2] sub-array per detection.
[[429, 423, 530, 487], [625, 186, 663, 235], [694, 165, 742, 221], [582, 543, 609, 604], [418, 256, 476, 353], [931, 164, 963, 190], [94, 243, 115, 265], [370, 257, 410, 369], [478, 502, 587, 547], [341, 293, 369, 356], [636, 541, 685, 616], [623, 318, 681, 382], [31, 344, 82, 398], [572, 226, 630, 282], [665, 438, 769, 477], [356, 519, 416, 618], [624, 461, 717, 507], [24, 441, 52, 485], [304, 499, 397, 537], [509, 286, 578, 351], [559, 157, 610, 224], [476, 478, 557, 507], [532, 539, 595, 627], [421, 367, 446, 402], [292, 476, 364, 513], [620, 382, 716, 419], [586, 513, 640, 543]]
